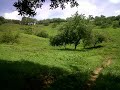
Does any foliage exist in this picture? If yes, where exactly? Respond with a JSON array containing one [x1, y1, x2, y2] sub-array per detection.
[[0, 16, 5, 25], [94, 15, 111, 28], [83, 31, 107, 48], [21, 17, 37, 25], [13, 0, 79, 16], [42, 20, 50, 26], [112, 21, 120, 28], [50, 34, 64, 47], [50, 12, 91, 49], [0, 30, 19, 44], [20, 27, 34, 34], [51, 23, 58, 28], [5, 19, 21, 24], [35, 30, 49, 38], [38, 18, 66, 26]]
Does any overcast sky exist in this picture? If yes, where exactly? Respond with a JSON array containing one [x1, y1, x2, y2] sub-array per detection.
[[0, 0, 120, 20]]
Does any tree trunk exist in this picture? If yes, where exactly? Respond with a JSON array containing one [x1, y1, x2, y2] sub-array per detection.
[[74, 38, 81, 50], [75, 44, 77, 49], [63, 43, 66, 49]]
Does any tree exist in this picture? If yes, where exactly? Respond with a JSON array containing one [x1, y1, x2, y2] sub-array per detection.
[[21, 17, 37, 25], [0, 16, 5, 25], [94, 15, 111, 28], [50, 12, 91, 49], [13, 0, 79, 17], [83, 31, 107, 48]]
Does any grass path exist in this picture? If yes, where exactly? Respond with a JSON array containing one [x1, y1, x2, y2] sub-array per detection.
[[84, 57, 112, 90]]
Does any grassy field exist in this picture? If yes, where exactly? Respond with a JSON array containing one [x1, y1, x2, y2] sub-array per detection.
[[0, 24, 120, 90]]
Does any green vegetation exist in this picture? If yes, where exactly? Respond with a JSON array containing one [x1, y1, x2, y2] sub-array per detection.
[[35, 30, 49, 38], [50, 13, 106, 49], [0, 13, 120, 90], [0, 29, 19, 44], [93, 28, 120, 90], [83, 31, 107, 48]]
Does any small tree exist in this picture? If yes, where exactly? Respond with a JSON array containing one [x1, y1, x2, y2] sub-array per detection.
[[50, 12, 91, 49], [83, 31, 107, 48], [50, 34, 65, 47]]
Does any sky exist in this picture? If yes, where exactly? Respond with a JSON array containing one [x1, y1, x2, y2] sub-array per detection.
[[0, 0, 120, 20]]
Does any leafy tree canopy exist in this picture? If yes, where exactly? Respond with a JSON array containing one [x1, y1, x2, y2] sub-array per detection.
[[50, 12, 91, 49], [13, 0, 79, 17]]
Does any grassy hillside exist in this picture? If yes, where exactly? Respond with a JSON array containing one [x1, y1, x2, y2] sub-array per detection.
[[0, 24, 120, 90], [93, 28, 120, 90]]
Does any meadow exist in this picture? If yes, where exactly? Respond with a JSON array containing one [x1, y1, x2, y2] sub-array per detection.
[[0, 23, 120, 90]]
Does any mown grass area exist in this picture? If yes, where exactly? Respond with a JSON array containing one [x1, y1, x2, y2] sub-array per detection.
[[0, 24, 120, 90]]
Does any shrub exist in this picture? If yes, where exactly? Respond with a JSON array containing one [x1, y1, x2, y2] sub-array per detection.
[[83, 33, 93, 48], [43, 20, 49, 26], [100, 23, 109, 28], [0, 30, 19, 44], [36, 31, 49, 38], [83, 31, 107, 48], [112, 21, 120, 29], [50, 34, 64, 46], [20, 27, 34, 35], [51, 23, 58, 28], [24, 27, 33, 34]]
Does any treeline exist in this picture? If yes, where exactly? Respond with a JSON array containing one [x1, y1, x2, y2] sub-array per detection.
[[0, 16, 66, 26], [1, 15, 120, 28], [37, 18, 66, 26], [93, 15, 120, 28], [0, 16, 21, 25]]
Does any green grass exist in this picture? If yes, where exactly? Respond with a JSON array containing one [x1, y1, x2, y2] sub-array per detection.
[[93, 28, 120, 90], [0, 24, 120, 90]]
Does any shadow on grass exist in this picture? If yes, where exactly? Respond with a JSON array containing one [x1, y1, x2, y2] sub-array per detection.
[[56, 45, 103, 52], [93, 73, 120, 90], [57, 48, 87, 52], [0, 59, 88, 90], [85, 45, 104, 50]]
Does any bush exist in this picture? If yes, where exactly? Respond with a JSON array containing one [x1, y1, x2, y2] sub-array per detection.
[[51, 23, 58, 28], [83, 31, 107, 48], [112, 21, 120, 29], [100, 23, 109, 28], [36, 31, 49, 38], [0, 30, 19, 44], [20, 27, 34, 35], [24, 27, 33, 34], [50, 34, 64, 46], [93, 32, 107, 47]]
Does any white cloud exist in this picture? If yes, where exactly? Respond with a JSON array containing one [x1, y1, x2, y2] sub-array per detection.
[[109, 0, 120, 4], [4, 11, 22, 20], [34, 0, 101, 20], [115, 10, 120, 15], [2, 0, 111, 20]]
